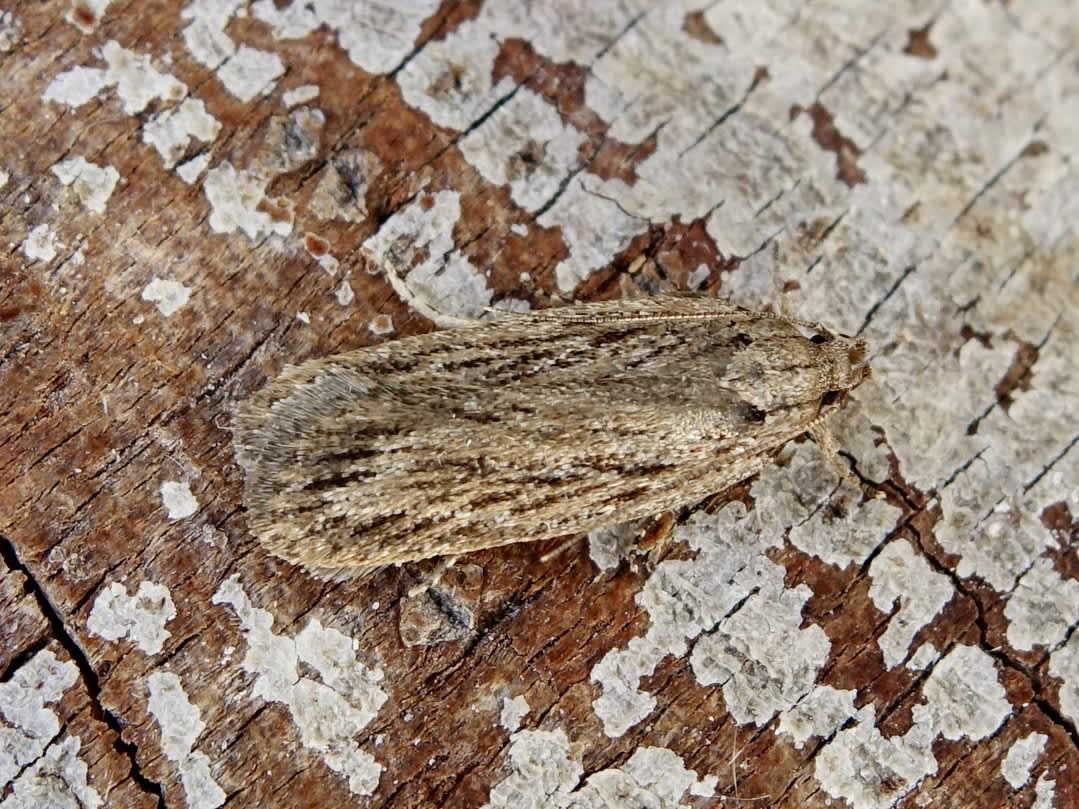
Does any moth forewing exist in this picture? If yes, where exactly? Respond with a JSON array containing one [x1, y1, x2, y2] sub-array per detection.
[[233, 295, 870, 571]]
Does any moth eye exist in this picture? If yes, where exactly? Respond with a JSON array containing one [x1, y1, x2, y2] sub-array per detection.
[[746, 405, 766, 422], [820, 390, 841, 408], [810, 334, 828, 344]]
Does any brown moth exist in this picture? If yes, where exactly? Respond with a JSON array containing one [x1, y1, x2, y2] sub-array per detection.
[[233, 295, 870, 572]]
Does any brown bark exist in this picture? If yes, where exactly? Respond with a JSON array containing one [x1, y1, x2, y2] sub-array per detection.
[[2, 2, 1076, 807]]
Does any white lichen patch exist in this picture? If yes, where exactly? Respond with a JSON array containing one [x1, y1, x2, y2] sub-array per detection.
[[282, 84, 319, 107], [335, 277, 354, 306], [181, 0, 240, 69], [398, 19, 515, 131], [856, 211, 1078, 626], [44, 40, 186, 114], [403, 250, 491, 324], [482, 730, 580, 808], [1001, 732, 1047, 790], [251, 0, 441, 73], [102, 40, 187, 114], [176, 153, 211, 185], [476, 2, 639, 66], [830, 407, 895, 485], [305, 1, 439, 74], [213, 576, 388, 796], [937, 488, 1057, 593], [587, 521, 641, 572], [690, 575, 830, 727], [362, 190, 492, 325], [217, 45, 285, 103], [574, 746, 717, 805], [590, 435, 895, 738], [582, 10, 760, 199], [147, 672, 225, 809], [2, 735, 101, 809], [916, 645, 1010, 740], [868, 540, 953, 669], [1048, 630, 1079, 725], [754, 440, 898, 546], [141, 276, 192, 316], [250, 0, 317, 38], [787, 478, 901, 568], [313, 252, 338, 275], [50, 156, 120, 214], [255, 107, 325, 175], [0, 167, 8, 188], [0, 10, 20, 51], [877, 336, 1014, 494], [538, 177, 648, 293], [42, 65, 109, 107], [818, 645, 1010, 808], [143, 98, 221, 169], [778, 685, 858, 748], [0, 650, 82, 787], [499, 695, 529, 733], [687, 263, 710, 290], [815, 705, 937, 809], [907, 642, 940, 672], [203, 162, 292, 241], [591, 503, 784, 737], [477, 3, 857, 271], [22, 224, 61, 263], [1032, 774, 1057, 809], [88, 580, 177, 655], [483, 731, 715, 809], [1004, 556, 1079, 651], [160, 480, 199, 520], [748, 441, 829, 518], [459, 87, 586, 213]]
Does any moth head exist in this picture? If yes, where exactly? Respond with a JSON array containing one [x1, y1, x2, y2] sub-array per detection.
[[722, 328, 870, 412], [815, 334, 871, 399]]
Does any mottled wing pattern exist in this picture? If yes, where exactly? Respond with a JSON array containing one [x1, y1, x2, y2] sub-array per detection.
[[233, 296, 867, 570]]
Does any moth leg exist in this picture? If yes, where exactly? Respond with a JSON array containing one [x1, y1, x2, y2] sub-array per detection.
[[634, 511, 679, 572], [807, 422, 865, 489], [807, 423, 846, 474], [585, 514, 678, 579], [406, 555, 460, 598], [635, 511, 676, 555], [539, 536, 584, 564]]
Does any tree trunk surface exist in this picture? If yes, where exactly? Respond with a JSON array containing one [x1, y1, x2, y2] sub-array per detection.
[[1, 2, 1076, 808]]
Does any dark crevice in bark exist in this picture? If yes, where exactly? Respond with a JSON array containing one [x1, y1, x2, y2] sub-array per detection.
[[856, 264, 916, 338], [0, 534, 166, 807]]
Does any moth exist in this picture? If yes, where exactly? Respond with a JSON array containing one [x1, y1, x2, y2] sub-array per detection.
[[233, 295, 870, 572]]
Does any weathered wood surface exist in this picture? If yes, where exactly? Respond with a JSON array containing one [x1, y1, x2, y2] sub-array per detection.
[[2, 1, 1077, 807]]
